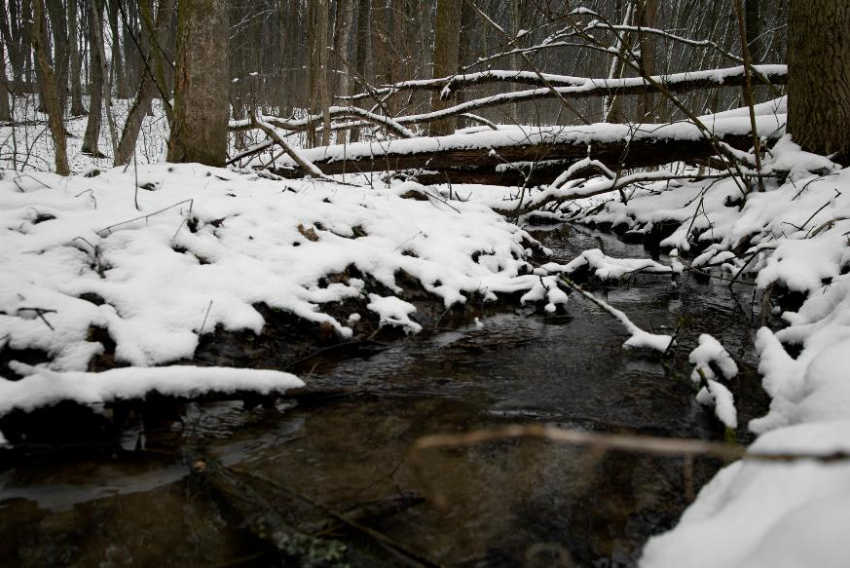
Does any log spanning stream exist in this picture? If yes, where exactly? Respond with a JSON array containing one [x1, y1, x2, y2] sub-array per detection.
[[0, 226, 769, 567]]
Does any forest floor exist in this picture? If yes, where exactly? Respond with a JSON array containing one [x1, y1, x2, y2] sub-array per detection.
[[1, 98, 849, 567]]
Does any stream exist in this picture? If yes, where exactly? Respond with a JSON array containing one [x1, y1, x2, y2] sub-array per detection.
[[0, 225, 769, 567]]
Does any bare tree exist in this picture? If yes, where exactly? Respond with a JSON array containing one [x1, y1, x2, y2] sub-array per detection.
[[429, 0, 462, 136], [68, 0, 87, 115], [167, 0, 230, 167], [30, 0, 69, 175], [787, 0, 850, 164], [82, 0, 107, 157], [0, 38, 11, 121]]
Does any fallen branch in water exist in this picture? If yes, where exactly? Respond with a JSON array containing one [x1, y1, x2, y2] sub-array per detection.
[[412, 423, 850, 463]]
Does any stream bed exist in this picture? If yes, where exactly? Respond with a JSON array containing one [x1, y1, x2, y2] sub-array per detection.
[[0, 226, 769, 567]]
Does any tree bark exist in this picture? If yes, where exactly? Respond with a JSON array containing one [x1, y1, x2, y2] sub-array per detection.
[[108, 0, 128, 99], [787, 0, 850, 164], [44, 0, 69, 114], [0, 42, 12, 121], [167, 0, 229, 167], [429, 0, 462, 136], [636, 0, 659, 121], [745, 0, 762, 64], [82, 0, 105, 156], [31, 0, 69, 175], [348, 0, 370, 143], [0, 0, 24, 92], [68, 0, 87, 115]]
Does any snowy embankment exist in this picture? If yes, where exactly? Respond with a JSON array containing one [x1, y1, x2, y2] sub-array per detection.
[[555, 137, 850, 567], [0, 163, 565, 422]]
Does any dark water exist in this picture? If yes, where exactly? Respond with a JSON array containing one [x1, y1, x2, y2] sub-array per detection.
[[0, 225, 768, 567]]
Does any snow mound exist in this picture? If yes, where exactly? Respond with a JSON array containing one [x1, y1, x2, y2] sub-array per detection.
[[0, 363, 304, 416], [367, 294, 422, 334], [0, 164, 548, 372], [545, 248, 673, 280], [641, 420, 850, 568], [689, 334, 738, 382]]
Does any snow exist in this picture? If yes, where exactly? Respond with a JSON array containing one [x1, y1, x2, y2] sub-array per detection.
[[0, 363, 304, 416], [641, 420, 850, 568], [696, 380, 738, 429], [689, 334, 738, 382], [0, 163, 556, 374], [544, 248, 673, 280], [367, 294, 422, 334]]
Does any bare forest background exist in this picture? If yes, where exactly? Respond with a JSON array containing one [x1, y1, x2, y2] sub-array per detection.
[[0, 0, 790, 172]]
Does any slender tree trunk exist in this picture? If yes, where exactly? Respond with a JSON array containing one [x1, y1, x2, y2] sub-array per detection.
[[108, 0, 127, 99], [167, 0, 229, 167], [45, 0, 69, 114], [332, 0, 354, 101], [636, 0, 658, 121], [31, 0, 69, 175], [373, 1, 393, 110], [429, 0, 462, 136], [114, 0, 175, 166], [68, 0, 86, 115], [0, 43, 11, 121], [317, 0, 331, 146], [787, 0, 850, 164], [0, 0, 24, 93], [332, 0, 354, 145], [22, 0, 33, 89], [276, 0, 291, 115], [604, 0, 635, 123], [745, 0, 762, 64], [348, 0, 369, 143], [306, 0, 330, 147], [83, 0, 105, 156]]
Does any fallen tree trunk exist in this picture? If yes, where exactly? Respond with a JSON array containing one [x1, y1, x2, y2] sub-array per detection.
[[256, 114, 785, 186]]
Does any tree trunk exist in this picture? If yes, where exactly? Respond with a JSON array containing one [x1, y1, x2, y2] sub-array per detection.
[[0, 0, 24, 93], [429, 0, 462, 136], [167, 0, 229, 167], [636, 0, 659, 121], [0, 43, 11, 121], [45, 0, 69, 114], [332, 0, 354, 145], [604, 0, 635, 123], [348, 0, 370, 143], [31, 0, 69, 175], [332, 0, 354, 101], [787, 0, 850, 164], [114, 0, 175, 166], [108, 0, 127, 99], [745, 0, 762, 64], [373, 1, 392, 103], [82, 0, 105, 156], [22, 0, 34, 89], [306, 0, 330, 147], [68, 0, 86, 115]]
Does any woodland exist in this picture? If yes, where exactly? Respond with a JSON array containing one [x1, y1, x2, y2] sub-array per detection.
[[0, 0, 849, 567]]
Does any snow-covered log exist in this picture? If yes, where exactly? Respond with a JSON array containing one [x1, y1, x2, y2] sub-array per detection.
[[254, 113, 785, 185]]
